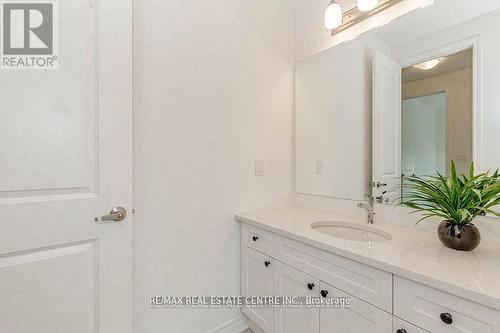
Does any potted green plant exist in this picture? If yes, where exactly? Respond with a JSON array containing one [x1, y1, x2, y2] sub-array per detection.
[[401, 161, 500, 251]]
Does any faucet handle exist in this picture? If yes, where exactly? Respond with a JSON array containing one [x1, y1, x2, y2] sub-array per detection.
[[375, 191, 387, 203], [357, 194, 374, 207]]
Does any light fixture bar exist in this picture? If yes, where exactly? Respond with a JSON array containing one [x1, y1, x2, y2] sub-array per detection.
[[331, 0, 404, 35]]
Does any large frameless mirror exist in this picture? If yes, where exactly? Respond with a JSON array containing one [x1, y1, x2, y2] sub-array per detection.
[[294, 1, 490, 202]]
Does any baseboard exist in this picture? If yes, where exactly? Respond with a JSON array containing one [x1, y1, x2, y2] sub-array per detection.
[[205, 313, 249, 333]]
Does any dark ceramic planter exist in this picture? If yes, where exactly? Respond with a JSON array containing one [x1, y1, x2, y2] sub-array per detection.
[[437, 221, 481, 251]]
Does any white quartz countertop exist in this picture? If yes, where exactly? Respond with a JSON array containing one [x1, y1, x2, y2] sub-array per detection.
[[235, 206, 500, 311]]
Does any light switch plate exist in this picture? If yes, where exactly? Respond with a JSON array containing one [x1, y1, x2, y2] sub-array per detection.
[[316, 161, 323, 174], [255, 160, 264, 176]]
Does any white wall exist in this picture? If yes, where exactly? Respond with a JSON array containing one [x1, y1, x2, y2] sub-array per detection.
[[133, 1, 294, 332]]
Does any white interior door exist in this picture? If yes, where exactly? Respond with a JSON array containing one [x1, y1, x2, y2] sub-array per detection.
[[0, 0, 133, 332], [372, 51, 402, 203]]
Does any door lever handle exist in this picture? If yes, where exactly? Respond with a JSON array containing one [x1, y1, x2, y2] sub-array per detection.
[[95, 207, 127, 223]]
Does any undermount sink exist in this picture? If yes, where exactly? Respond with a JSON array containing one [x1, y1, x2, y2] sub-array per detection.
[[311, 221, 392, 242]]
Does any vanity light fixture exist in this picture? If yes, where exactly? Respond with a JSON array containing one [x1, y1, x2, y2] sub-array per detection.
[[329, 0, 434, 36], [357, 0, 379, 12], [414, 57, 444, 70], [324, 0, 343, 29]]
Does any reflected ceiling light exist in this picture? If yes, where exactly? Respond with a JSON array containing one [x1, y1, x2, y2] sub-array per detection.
[[414, 57, 444, 70], [357, 0, 379, 12], [324, 1, 343, 29]]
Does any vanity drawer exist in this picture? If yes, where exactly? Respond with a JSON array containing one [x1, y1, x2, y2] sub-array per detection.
[[394, 276, 500, 333], [241, 223, 274, 256], [274, 234, 392, 311]]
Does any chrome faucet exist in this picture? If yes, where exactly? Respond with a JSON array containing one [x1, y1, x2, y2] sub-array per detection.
[[357, 194, 375, 224]]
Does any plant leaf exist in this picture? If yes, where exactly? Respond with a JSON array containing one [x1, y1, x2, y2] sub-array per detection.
[[400, 161, 500, 225]]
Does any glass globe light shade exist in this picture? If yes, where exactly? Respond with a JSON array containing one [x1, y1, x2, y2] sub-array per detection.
[[357, 0, 379, 12], [324, 1, 343, 29]]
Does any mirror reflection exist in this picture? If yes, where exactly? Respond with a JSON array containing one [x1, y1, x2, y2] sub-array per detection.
[[402, 49, 473, 178], [402, 92, 447, 177], [294, 1, 491, 203]]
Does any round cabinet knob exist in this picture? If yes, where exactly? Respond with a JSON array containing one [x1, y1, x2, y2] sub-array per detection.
[[264, 261, 271, 267], [396, 330, 407, 333], [320, 290, 329, 298], [307, 283, 315, 291], [252, 236, 259, 242], [440, 313, 453, 325]]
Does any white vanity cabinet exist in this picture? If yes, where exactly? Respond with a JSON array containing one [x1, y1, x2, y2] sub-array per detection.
[[240, 222, 500, 333], [240, 223, 392, 333]]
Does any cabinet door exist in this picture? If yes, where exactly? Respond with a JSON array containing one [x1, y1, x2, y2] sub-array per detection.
[[241, 246, 274, 333], [319, 282, 392, 333], [274, 262, 320, 333], [393, 317, 428, 333]]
